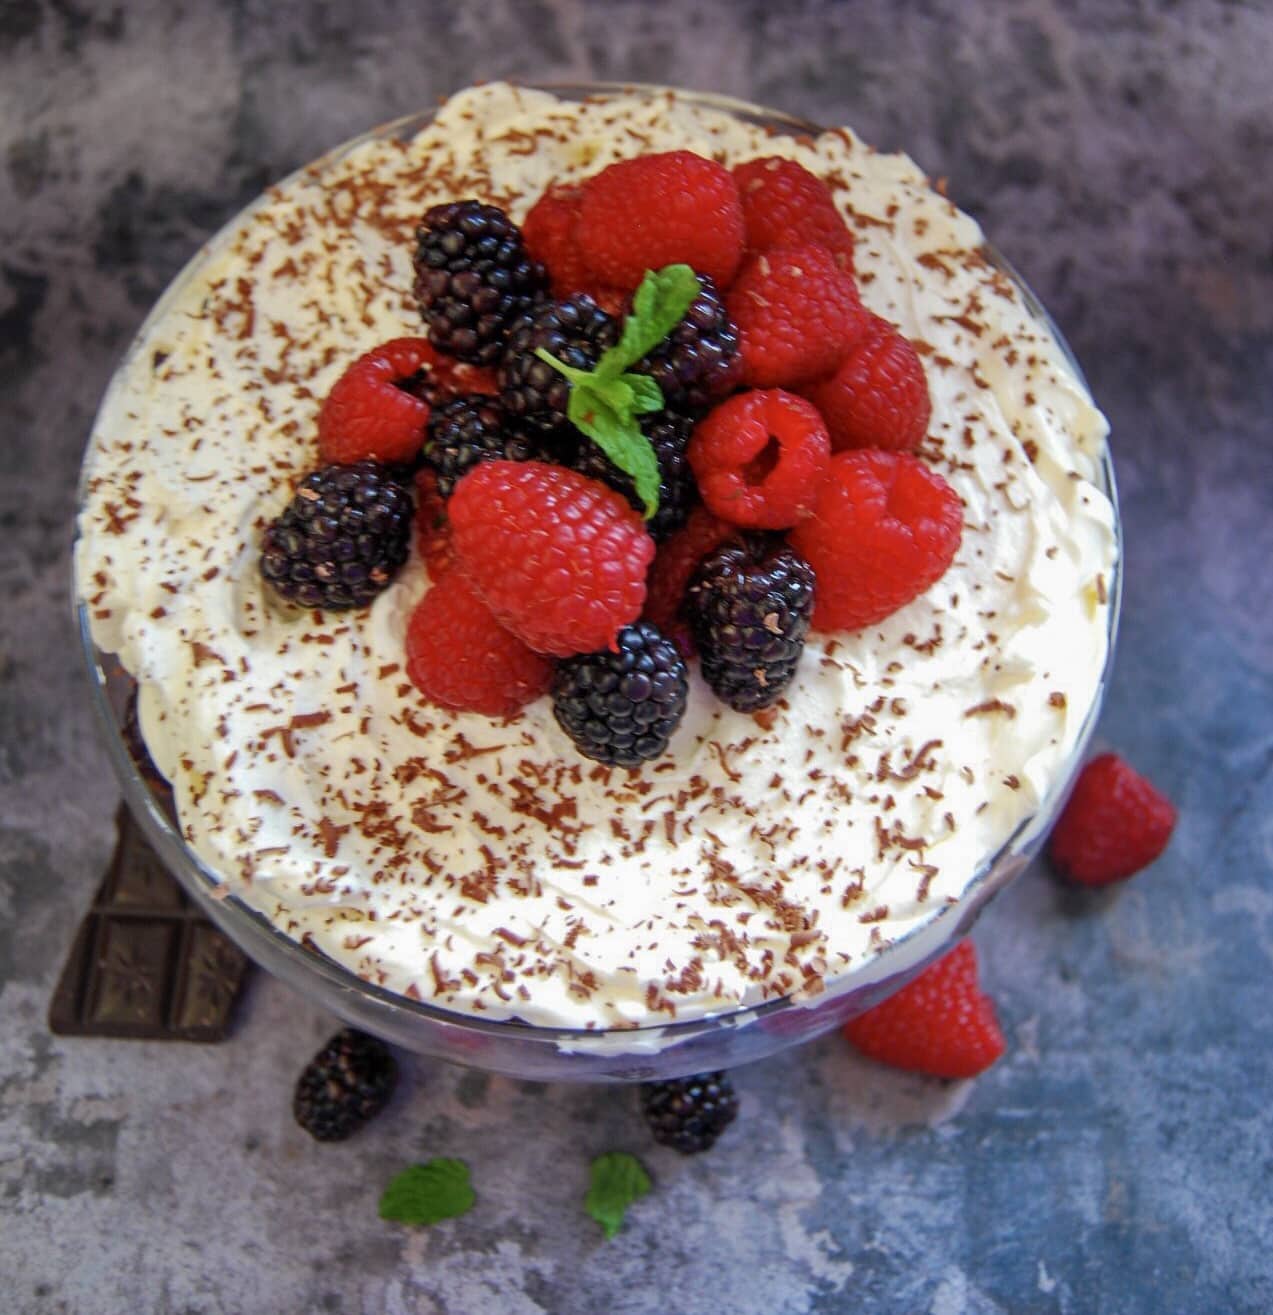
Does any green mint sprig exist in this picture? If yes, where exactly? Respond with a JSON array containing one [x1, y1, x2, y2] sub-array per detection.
[[534, 263, 700, 519], [584, 1151, 652, 1241], [378, 1158, 475, 1226]]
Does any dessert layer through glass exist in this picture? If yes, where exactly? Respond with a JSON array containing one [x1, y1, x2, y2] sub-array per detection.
[[74, 83, 1120, 1081]]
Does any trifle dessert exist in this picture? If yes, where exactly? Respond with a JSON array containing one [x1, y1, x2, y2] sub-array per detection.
[[75, 83, 1117, 1066]]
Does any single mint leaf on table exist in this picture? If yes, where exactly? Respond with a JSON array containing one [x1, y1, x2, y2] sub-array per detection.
[[585, 1151, 652, 1241], [379, 1157, 475, 1226]]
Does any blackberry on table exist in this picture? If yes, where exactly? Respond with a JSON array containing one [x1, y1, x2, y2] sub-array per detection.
[[632, 272, 739, 412], [498, 294, 620, 431], [640, 1071, 739, 1154], [293, 1029, 398, 1142], [424, 393, 559, 498], [552, 621, 688, 767], [259, 461, 412, 610], [413, 201, 548, 366], [686, 536, 815, 711], [567, 409, 696, 541]]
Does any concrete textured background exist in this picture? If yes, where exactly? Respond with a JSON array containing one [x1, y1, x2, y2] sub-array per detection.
[[2, 1, 1272, 1311]]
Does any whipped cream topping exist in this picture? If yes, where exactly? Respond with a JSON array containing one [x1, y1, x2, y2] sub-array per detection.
[[76, 83, 1116, 1032]]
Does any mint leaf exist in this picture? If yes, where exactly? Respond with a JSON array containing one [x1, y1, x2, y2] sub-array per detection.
[[568, 385, 662, 517], [534, 347, 592, 389], [585, 1151, 651, 1240], [604, 264, 701, 376], [622, 372, 665, 416], [379, 1158, 475, 1226], [529, 266, 701, 521]]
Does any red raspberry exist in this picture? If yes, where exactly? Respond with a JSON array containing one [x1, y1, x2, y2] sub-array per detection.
[[726, 245, 871, 388], [585, 283, 630, 318], [318, 338, 496, 466], [733, 156, 855, 269], [578, 151, 745, 292], [788, 449, 962, 632], [522, 182, 592, 297], [318, 338, 433, 465], [843, 940, 1005, 1080], [642, 505, 737, 656], [687, 389, 829, 530], [1048, 753, 1177, 886], [803, 317, 932, 452], [412, 468, 456, 579], [405, 570, 553, 717], [449, 461, 655, 657]]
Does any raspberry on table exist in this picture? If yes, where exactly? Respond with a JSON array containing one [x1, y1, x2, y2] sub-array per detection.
[[686, 535, 815, 711], [412, 467, 457, 579], [448, 460, 655, 657], [552, 620, 689, 766], [293, 1029, 398, 1142], [802, 316, 932, 452], [424, 393, 560, 498], [498, 294, 620, 431], [842, 940, 1005, 1080], [630, 272, 741, 413], [406, 569, 555, 717], [521, 182, 593, 297], [1047, 753, 1177, 886], [259, 461, 413, 610], [788, 449, 962, 632], [578, 150, 746, 292], [641, 505, 738, 655], [733, 156, 855, 269], [318, 337, 439, 466], [687, 388, 829, 530], [726, 244, 872, 388], [567, 409, 697, 542], [413, 200, 548, 365], [640, 1071, 739, 1154]]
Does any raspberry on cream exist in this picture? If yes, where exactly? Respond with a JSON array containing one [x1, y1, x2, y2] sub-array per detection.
[[76, 82, 1117, 1038]]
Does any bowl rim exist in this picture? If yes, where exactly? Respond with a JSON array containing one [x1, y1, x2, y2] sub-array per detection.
[[72, 80, 1123, 1047]]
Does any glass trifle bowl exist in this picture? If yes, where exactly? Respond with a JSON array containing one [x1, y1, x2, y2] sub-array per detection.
[[73, 82, 1120, 1083]]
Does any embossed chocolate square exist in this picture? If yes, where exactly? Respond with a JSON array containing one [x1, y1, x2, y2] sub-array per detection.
[[49, 806, 249, 1042]]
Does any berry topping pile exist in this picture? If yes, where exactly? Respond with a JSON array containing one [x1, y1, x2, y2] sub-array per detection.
[[257, 143, 963, 765]]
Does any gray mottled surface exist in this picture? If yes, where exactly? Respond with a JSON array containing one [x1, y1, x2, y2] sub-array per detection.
[[3, 1, 1272, 1311]]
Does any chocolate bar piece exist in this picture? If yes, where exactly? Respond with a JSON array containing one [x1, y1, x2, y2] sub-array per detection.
[[49, 806, 250, 1041]]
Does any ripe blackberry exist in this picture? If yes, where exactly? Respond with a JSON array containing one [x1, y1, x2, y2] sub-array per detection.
[[498, 294, 620, 431], [640, 1071, 739, 1154], [424, 393, 559, 498], [259, 461, 412, 610], [568, 410, 696, 541], [413, 201, 548, 366], [686, 536, 815, 711], [293, 1029, 397, 1142], [552, 621, 688, 767], [633, 272, 740, 412]]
